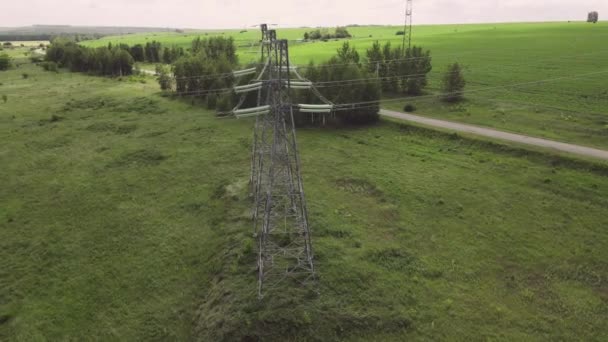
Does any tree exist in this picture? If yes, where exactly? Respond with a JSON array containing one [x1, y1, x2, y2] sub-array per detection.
[[336, 41, 359, 64], [45, 40, 135, 77], [162, 47, 172, 64], [156, 65, 173, 91], [587, 11, 599, 23], [304, 32, 310, 40], [299, 46, 381, 126], [365, 41, 383, 75], [402, 46, 432, 95], [169, 36, 238, 100], [130, 44, 145, 62], [334, 27, 352, 38], [367, 42, 432, 95], [0, 54, 11, 70], [441, 63, 466, 102]]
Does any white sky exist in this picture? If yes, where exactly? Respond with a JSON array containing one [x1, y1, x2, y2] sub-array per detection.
[[1, 0, 606, 28]]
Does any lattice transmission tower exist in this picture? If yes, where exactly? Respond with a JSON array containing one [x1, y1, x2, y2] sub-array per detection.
[[402, 0, 413, 54], [234, 25, 316, 298]]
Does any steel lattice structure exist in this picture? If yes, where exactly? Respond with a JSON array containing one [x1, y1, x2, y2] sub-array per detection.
[[402, 0, 414, 53], [248, 25, 315, 298]]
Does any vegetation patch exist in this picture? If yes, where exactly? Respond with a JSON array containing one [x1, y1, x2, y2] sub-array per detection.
[[108, 148, 167, 167], [368, 248, 418, 272], [335, 178, 383, 198], [86, 122, 137, 134], [63, 96, 165, 114], [37, 114, 64, 125]]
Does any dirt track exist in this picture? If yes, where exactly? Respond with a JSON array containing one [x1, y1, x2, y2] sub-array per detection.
[[380, 109, 608, 161]]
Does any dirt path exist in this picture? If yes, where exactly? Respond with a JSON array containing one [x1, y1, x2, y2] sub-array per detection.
[[380, 109, 608, 161]]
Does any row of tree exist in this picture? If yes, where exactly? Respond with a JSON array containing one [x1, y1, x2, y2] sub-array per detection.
[[168, 36, 239, 107], [295, 42, 381, 125], [158, 38, 465, 126], [46, 40, 134, 76], [43, 37, 187, 76], [365, 41, 432, 95], [304, 27, 352, 41], [108, 41, 185, 64]]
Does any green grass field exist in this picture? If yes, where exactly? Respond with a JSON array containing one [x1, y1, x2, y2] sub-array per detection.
[[82, 22, 608, 149], [1, 51, 608, 340]]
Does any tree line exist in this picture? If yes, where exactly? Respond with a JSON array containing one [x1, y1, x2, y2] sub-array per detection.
[[157, 37, 468, 126], [304, 27, 352, 41], [160, 36, 239, 111], [109, 41, 184, 64], [43, 38, 185, 76], [294, 42, 381, 125], [365, 41, 432, 96], [46, 40, 134, 76]]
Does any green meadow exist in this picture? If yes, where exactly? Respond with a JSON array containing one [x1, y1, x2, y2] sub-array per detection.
[[82, 22, 608, 149], [1, 42, 608, 340]]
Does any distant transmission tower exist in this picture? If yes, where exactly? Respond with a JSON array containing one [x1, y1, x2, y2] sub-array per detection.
[[402, 0, 413, 54], [235, 25, 316, 298]]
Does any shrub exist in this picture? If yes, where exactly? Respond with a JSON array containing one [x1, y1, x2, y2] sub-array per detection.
[[22, 73, 29, 79], [0, 54, 11, 70], [156, 65, 173, 91], [216, 94, 232, 113], [30, 55, 44, 63], [396, 31, 405, 35], [41, 61, 58, 72], [441, 62, 466, 102], [206, 93, 217, 109], [404, 104, 416, 112], [2, 95, 7, 103]]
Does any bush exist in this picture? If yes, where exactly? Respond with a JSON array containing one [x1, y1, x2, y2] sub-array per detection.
[[206, 93, 217, 109], [156, 65, 173, 91], [30, 55, 44, 63], [304, 27, 352, 40], [442, 62, 466, 102], [22, 73, 29, 79], [216, 94, 232, 113], [0, 54, 11, 70], [396, 31, 405, 36], [2, 95, 7, 103], [404, 104, 416, 112], [41, 61, 58, 72]]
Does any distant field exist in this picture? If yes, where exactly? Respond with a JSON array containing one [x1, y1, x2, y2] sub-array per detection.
[[1, 52, 608, 340], [0, 40, 49, 47], [82, 22, 608, 149], [1, 46, 45, 60]]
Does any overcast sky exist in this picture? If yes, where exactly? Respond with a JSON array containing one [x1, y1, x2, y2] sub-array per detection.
[[2, 0, 606, 28]]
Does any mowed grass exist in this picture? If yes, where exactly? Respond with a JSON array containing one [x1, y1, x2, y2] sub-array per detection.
[[1, 59, 608, 340], [83, 22, 608, 149]]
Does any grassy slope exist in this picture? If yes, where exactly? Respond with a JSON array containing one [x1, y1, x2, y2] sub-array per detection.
[[82, 22, 608, 149], [1, 60, 608, 340]]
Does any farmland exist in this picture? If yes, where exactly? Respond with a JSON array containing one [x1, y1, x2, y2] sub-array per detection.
[[82, 22, 608, 149], [1, 42, 608, 340]]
